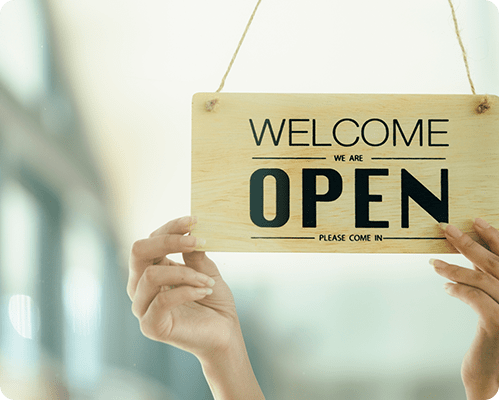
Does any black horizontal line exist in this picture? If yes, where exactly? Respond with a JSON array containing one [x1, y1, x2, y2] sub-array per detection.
[[384, 237, 446, 240], [371, 157, 446, 160], [251, 237, 316, 240], [252, 157, 326, 160]]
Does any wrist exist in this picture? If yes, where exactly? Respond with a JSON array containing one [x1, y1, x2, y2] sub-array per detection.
[[198, 327, 265, 400]]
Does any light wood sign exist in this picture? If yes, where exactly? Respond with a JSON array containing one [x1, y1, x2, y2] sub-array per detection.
[[191, 93, 499, 253]]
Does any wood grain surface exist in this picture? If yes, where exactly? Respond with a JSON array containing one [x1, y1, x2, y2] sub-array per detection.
[[191, 93, 499, 253]]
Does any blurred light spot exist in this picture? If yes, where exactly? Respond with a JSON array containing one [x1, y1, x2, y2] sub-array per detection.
[[1, 181, 40, 295], [63, 268, 102, 335], [8, 295, 40, 339]]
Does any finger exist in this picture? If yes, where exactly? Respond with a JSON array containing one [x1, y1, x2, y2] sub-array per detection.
[[474, 218, 499, 256], [127, 234, 200, 300], [139, 286, 213, 341], [443, 282, 499, 330], [440, 223, 499, 277], [149, 216, 197, 238], [132, 265, 214, 318], [183, 251, 221, 277], [431, 259, 499, 303], [131, 234, 198, 262], [156, 257, 185, 267], [473, 263, 487, 275]]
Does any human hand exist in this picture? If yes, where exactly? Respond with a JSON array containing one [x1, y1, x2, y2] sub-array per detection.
[[432, 219, 499, 400], [127, 217, 265, 399], [127, 216, 240, 361]]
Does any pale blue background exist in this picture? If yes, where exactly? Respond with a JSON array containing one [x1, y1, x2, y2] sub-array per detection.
[[0, 0, 497, 399]]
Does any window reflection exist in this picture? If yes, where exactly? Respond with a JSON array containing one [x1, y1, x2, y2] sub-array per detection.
[[62, 212, 104, 393], [0, 180, 41, 377], [0, 0, 49, 105], [8, 294, 40, 340]]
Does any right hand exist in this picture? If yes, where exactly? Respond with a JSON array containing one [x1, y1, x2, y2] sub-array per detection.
[[127, 216, 240, 361], [433, 220, 499, 400]]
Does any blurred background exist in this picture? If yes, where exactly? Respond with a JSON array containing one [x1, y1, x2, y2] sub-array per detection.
[[0, 0, 497, 399]]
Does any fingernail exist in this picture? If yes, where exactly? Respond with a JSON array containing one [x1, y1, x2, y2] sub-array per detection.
[[196, 238, 206, 247], [197, 273, 216, 287], [206, 277, 215, 287], [439, 223, 462, 239], [446, 224, 463, 239], [180, 235, 197, 247], [438, 223, 449, 231], [475, 218, 490, 229], [430, 258, 446, 270], [196, 288, 213, 296], [443, 282, 454, 293]]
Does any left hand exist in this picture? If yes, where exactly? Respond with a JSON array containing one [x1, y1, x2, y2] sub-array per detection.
[[127, 217, 240, 361], [432, 219, 499, 400]]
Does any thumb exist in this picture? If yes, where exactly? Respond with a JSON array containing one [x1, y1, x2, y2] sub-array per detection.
[[183, 251, 221, 277]]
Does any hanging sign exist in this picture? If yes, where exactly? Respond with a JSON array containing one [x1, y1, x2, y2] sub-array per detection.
[[191, 93, 499, 253]]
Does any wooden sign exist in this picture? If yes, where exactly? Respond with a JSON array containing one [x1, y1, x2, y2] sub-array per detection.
[[191, 93, 499, 253]]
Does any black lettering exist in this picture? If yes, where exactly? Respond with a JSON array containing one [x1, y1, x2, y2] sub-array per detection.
[[312, 119, 331, 146], [355, 169, 389, 228], [393, 119, 423, 146], [361, 119, 389, 147], [332, 119, 360, 147], [250, 119, 286, 146], [401, 169, 449, 228], [428, 119, 449, 147], [289, 119, 310, 146], [302, 169, 343, 228], [250, 169, 290, 227]]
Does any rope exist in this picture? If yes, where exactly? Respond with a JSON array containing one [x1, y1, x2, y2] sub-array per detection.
[[447, 0, 489, 113], [207, 0, 490, 113], [447, 0, 476, 95], [216, 0, 262, 93]]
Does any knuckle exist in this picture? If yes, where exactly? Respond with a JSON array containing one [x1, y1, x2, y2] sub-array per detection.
[[139, 319, 156, 339], [445, 265, 461, 281], [464, 285, 482, 301], [131, 303, 139, 319], [486, 254, 499, 270], [131, 239, 146, 257], [142, 265, 159, 285], [461, 235, 477, 249], [471, 270, 487, 285], [479, 256, 499, 275]]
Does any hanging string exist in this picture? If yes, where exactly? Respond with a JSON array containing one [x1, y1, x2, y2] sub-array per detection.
[[447, 0, 475, 94], [206, 0, 262, 111], [207, 0, 490, 113], [447, 0, 489, 113], [216, 0, 262, 93]]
